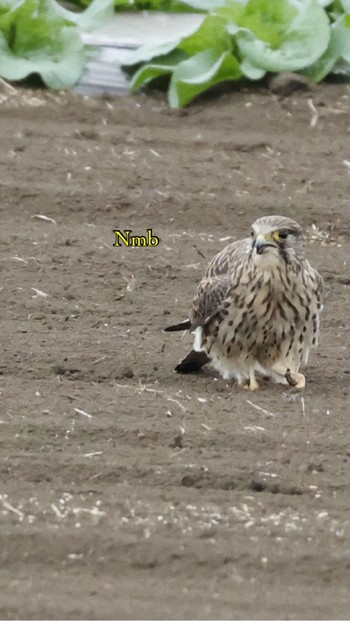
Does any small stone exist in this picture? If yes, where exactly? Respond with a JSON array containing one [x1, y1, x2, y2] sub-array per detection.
[[171, 434, 184, 449], [269, 72, 311, 97], [120, 366, 134, 379], [307, 463, 324, 473], [52, 365, 66, 375]]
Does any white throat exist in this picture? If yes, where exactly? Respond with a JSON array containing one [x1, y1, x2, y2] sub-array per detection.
[[252, 248, 282, 271]]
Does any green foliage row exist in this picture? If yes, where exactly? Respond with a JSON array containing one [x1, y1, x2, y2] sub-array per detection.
[[68, 0, 185, 10], [1, 0, 350, 107], [123, 0, 350, 107], [0, 0, 114, 89]]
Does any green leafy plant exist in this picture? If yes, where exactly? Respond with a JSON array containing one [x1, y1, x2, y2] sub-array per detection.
[[68, 0, 188, 9], [123, 0, 350, 107], [0, 0, 114, 89]]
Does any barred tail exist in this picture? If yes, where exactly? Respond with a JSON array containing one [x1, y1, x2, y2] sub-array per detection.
[[175, 350, 210, 374], [164, 319, 191, 332]]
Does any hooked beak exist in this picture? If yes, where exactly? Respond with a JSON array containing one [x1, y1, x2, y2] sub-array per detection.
[[254, 234, 276, 255]]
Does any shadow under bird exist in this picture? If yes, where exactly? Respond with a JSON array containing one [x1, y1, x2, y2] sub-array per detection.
[[164, 215, 323, 390]]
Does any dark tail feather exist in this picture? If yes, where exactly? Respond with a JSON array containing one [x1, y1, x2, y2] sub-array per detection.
[[164, 319, 191, 332], [175, 350, 210, 374]]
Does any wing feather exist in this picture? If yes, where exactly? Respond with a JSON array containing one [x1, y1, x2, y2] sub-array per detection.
[[190, 238, 250, 326]]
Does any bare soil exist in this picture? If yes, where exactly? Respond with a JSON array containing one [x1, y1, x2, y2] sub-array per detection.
[[0, 82, 350, 620]]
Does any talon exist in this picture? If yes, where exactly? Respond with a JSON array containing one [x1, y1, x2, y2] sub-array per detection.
[[285, 371, 297, 386], [286, 371, 305, 389]]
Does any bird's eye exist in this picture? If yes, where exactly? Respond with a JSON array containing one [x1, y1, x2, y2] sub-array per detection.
[[250, 230, 254, 238], [272, 231, 288, 242]]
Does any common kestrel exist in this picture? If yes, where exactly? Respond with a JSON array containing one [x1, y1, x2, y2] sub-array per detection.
[[165, 215, 323, 390]]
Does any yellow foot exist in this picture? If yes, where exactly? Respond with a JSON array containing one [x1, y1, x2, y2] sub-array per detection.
[[249, 367, 259, 391], [285, 371, 305, 389], [249, 378, 260, 391]]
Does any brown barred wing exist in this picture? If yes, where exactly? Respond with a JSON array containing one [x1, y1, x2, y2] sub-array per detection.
[[190, 275, 231, 327], [190, 239, 250, 327]]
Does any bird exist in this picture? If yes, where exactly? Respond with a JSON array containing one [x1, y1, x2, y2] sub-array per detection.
[[164, 215, 323, 390]]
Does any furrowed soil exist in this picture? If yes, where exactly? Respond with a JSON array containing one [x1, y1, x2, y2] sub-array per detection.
[[0, 82, 349, 620]]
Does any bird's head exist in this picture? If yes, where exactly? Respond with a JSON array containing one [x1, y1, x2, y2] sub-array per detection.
[[250, 215, 304, 269]]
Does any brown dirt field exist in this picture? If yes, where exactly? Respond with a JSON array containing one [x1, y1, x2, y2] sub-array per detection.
[[0, 82, 350, 620]]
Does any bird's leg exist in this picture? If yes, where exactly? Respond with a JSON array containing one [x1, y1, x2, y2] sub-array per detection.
[[249, 367, 259, 391], [235, 379, 247, 389], [285, 371, 306, 389]]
